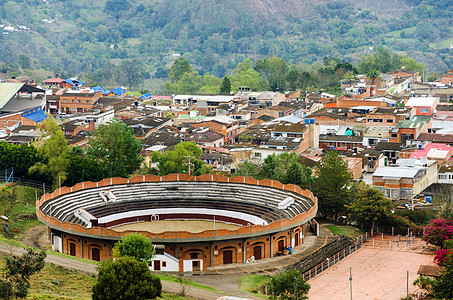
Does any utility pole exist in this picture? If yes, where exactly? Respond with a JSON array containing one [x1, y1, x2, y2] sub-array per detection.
[[349, 267, 353, 300], [185, 155, 194, 175]]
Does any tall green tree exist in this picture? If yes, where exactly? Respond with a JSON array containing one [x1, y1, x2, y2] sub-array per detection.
[[315, 151, 352, 218], [268, 270, 310, 300], [168, 57, 192, 83], [113, 233, 155, 263], [219, 76, 231, 95], [346, 183, 392, 231], [92, 257, 162, 300], [230, 59, 265, 92], [255, 55, 288, 91], [149, 141, 209, 176], [29, 117, 69, 189], [234, 161, 261, 178], [0, 248, 46, 300], [65, 147, 106, 187], [87, 119, 143, 178], [367, 68, 380, 85]]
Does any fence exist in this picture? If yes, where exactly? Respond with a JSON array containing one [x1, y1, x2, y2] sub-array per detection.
[[0, 175, 50, 192], [300, 226, 432, 281], [301, 229, 373, 281]]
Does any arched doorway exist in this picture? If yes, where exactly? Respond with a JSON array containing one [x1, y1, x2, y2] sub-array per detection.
[[223, 250, 233, 264], [91, 248, 101, 261], [253, 245, 262, 260], [295, 232, 300, 247], [69, 243, 76, 256]]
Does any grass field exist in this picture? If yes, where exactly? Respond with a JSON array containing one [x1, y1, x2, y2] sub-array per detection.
[[239, 274, 271, 298], [0, 184, 43, 237], [324, 225, 365, 240]]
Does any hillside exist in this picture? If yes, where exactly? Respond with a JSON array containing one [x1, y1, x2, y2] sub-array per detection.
[[0, 0, 451, 86]]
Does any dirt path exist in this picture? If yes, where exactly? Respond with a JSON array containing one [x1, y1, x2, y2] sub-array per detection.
[[16, 224, 50, 249], [0, 242, 227, 299]]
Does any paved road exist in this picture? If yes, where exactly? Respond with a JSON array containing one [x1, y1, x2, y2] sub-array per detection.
[[0, 243, 225, 300]]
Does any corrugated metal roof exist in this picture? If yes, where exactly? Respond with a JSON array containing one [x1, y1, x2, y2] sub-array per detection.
[[373, 166, 420, 178], [0, 83, 24, 109]]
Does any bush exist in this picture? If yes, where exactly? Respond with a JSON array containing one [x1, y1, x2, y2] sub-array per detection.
[[92, 257, 161, 300]]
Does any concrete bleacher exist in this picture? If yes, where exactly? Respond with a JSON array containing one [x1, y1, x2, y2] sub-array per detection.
[[39, 181, 315, 227]]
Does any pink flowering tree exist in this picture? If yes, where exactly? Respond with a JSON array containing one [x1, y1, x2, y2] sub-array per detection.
[[422, 218, 453, 248]]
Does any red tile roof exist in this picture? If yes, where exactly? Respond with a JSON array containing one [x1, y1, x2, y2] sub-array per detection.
[[43, 77, 64, 83]]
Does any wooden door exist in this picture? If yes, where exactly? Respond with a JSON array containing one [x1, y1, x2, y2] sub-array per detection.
[[69, 243, 76, 256], [154, 260, 161, 271], [91, 248, 100, 261], [192, 260, 200, 271], [253, 246, 262, 260], [295, 232, 300, 246], [223, 250, 233, 264], [278, 240, 285, 252]]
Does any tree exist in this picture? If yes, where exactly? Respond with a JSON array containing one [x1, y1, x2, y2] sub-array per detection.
[[149, 141, 209, 176], [230, 59, 265, 92], [113, 233, 155, 263], [422, 218, 453, 248], [92, 257, 162, 300], [315, 151, 352, 218], [168, 57, 192, 83], [268, 270, 310, 300], [17, 54, 30, 69], [29, 117, 69, 189], [346, 183, 392, 231], [234, 161, 261, 178], [0, 248, 46, 299], [87, 119, 143, 178], [255, 55, 288, 91], [65, 147, 106, 186], [219, 76, 231, 95], [433, 252, 453, 299], [366, 68, 380, 85]]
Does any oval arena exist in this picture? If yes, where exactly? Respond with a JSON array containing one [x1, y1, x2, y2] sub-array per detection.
[[36, 174, 318, 272]]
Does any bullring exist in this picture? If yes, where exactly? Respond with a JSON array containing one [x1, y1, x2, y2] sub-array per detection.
[[36, 174, 318, 272]]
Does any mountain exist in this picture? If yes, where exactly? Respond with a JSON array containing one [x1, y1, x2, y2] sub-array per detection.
[[0, 0, 451, 83]]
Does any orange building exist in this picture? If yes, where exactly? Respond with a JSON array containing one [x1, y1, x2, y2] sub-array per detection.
[[36, 175, 318, 270], [60, 91, 102, 114]]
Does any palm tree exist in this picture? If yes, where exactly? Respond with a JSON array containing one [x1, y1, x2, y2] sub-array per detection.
[[367, 68, 380, 85]]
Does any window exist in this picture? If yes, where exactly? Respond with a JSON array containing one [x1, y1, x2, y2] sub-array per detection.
[[255, 152, 261, 157], [162, 261, 167, 267], [77, 100, 81, 103], [439, 174, 447, 180], [420, 108, 429, 114], [86, 100, 90, 103], [387, 119, 393, 123], [391, 134, 398, 138], [71, 107, 76, 111]]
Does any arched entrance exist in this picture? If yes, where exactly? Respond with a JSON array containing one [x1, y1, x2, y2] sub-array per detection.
[[295, 232, 300, 247], [223, 250, 233, 264], [91, 248, 101, 261]]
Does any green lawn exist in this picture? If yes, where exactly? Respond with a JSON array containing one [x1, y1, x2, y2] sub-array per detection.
[[155, 274, 225, 294], [324, 225, 365, 240], [239, 274, 271, 298], [0, 184, 43, 237]]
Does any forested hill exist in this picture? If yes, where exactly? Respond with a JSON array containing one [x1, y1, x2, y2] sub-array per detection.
[[0, 0, 451, 84]]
